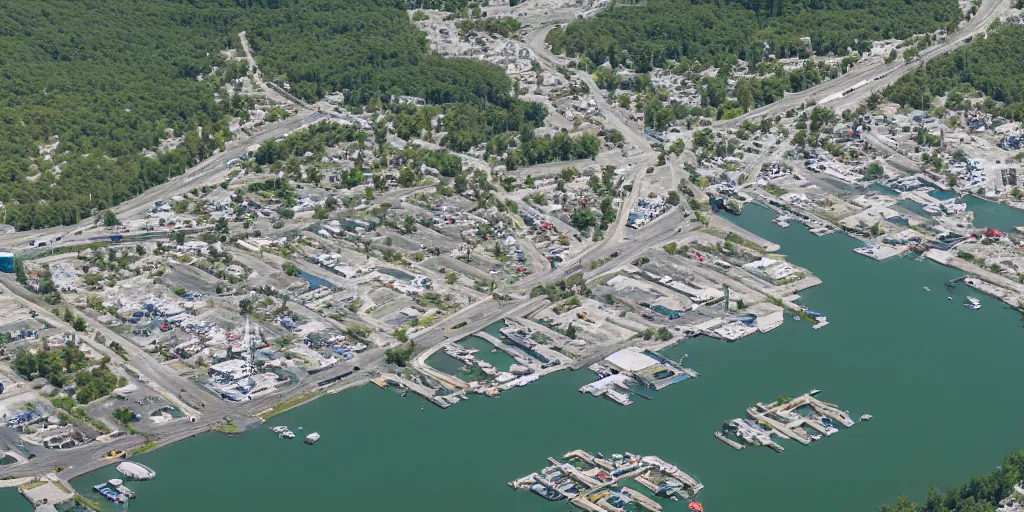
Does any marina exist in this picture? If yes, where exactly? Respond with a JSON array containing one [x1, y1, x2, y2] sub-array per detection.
[[510, 450, 703, 511], [715, 391, 860, 453], [2, 202, 1016, 512]]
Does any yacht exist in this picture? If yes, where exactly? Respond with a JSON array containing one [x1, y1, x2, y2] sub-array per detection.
[[304, 432, 321, 445], [965, 297, 981, 310]]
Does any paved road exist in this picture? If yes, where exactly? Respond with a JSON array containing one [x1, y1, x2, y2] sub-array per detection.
[[718, 0, 1011, 128]]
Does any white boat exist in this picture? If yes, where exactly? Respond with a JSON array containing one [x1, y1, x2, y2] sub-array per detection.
[[605, 390, 633, 406], [860, 414, 873, 421], [923, 286, 931, 292], [304, 432, 320, 445], [281, 430, 295, 439], [965, 297, 981, 310], [808, 389, 821, 396], [270, 426, 289, 434]]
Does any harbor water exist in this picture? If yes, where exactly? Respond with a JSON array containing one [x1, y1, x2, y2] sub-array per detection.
[[8, 204, 1024, 511]]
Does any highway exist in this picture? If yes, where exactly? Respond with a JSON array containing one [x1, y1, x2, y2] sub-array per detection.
[[718, 0, 1012, 128]]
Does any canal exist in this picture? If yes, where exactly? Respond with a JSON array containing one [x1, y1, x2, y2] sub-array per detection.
[[8, 203, 1024, 511]]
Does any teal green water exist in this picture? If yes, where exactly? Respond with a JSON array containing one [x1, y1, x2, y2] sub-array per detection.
[[7, 203, 1024, 511], [964, 195, 1024, 231]]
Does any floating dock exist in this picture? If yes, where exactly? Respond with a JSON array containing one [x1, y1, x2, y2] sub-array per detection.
[[715, 390, 860, 453], [510, 450, 703, 511]]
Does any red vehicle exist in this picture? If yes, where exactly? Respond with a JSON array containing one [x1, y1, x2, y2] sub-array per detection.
[[516, 266, 528, 273]]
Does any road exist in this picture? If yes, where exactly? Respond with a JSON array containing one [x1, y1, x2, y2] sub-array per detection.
[[3, 0, 1008, 482], [718, 0, 1012, 128]]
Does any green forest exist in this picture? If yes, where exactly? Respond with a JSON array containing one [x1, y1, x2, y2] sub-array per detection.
[[548, 0, 961, 71], [0, 0, 520, 230], [884, 24, 1024, 120], [878, 450, 1024, 512]]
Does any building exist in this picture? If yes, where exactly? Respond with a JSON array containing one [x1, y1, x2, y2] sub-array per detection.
[[742, 257, 799, 284]]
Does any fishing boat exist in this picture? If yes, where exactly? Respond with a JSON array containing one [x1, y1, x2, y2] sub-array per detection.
[[304, 432, 321, 445], [965, 297, 981, 310]]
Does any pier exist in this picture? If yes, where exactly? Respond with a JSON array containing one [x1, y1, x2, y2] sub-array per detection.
[[379, 372, 465, 409], [716, 390, 862, 453], [715, 431, 745, 450], [512, 450, 703, 511]]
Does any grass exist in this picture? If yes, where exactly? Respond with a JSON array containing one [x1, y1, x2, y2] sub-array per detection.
[[129, 442, 158, 457], [75, 493, 102, 511], [19, 480, 46, 491], [53, 480, 71, 493], [212, 418, 241, 434], [257, 390, 324, 420]]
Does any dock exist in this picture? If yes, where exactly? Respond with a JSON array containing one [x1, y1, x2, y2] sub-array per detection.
[[717, 390, 861, 453], [379, 372, 464, 409], [622, 487, 663, 512], [513, 450, 702, 511], [715, 431, 745, 450]]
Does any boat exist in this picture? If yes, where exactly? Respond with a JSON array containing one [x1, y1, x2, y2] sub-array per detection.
[[689, 502, 705, 512], [304, 432, 321, 445], [605, 390, 634, 406], [115, 483, 135, 499], [793, 315, 800, 321], [947, 295, 953, 300], [101, 450, 127, 461], [270, 426, 289, 434], [116, 461, 156, 481], [280, 430, 295, 439], [860, 414, 873, 421], [808, 389, 821, 396], [965, 297, 981, 310], [529, 483, 565, 501], [923, 286, 931, 292]]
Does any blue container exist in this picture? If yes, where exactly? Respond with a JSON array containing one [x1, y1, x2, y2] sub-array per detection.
[[0, 252, 14, 273]]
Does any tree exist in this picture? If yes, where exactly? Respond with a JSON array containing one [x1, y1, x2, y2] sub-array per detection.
[[313, 205, 329, 220], [566, 323, 577, 339], [103, 210, 120, 227], [393, 327, 409, 343], [14, 350, 37, 378], [445, 272, 460, 285], [666, 190, 680, 205], [113, 408, 137, 424]]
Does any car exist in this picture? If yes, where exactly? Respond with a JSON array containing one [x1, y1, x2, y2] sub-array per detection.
[[610, 252, 620, 258]]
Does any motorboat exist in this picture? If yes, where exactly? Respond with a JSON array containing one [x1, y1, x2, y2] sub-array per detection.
[[270, 426, 289, 434], [965, 297, 981, 310], [304, 432, 320, 445], [808, 389, 821, 396], [860, 414, 873, 421], [923, 286, 931, 292], [280, 430, 295, 439]]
